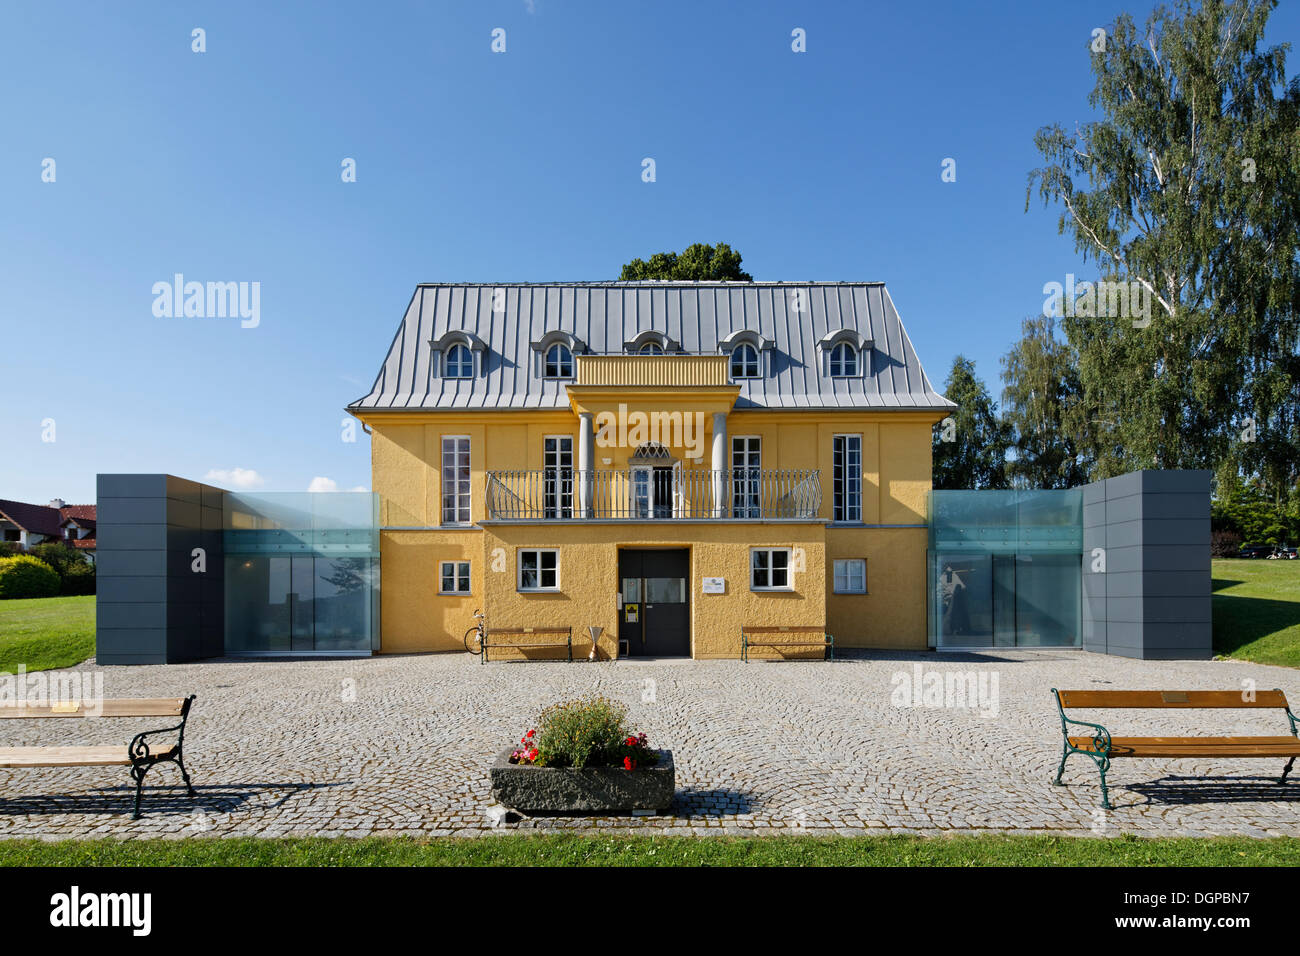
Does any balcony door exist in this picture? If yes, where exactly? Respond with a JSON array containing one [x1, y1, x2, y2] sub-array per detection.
[[543, 436, 573, 518], [731, 436, 761, 518]]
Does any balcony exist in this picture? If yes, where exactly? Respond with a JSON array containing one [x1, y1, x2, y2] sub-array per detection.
[[485, 469, 822, 521]]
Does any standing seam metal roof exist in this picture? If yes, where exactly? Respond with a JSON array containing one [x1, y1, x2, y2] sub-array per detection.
[[348, 282, 955, 412]]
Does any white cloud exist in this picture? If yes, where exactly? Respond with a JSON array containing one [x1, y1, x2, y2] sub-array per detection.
[[307, 476, 368, 493], [204, 467, 265, 489]]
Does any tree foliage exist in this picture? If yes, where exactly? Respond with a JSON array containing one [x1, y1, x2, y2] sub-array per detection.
[[1000, 315, 1094, 488], [932, 356, 1011, 490], [1025, 0, 1300, 498], [619, 242, 753, 281]]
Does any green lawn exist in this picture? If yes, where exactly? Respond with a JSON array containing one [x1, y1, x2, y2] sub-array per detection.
[[1212, 558, 1300, 667], [0, 833, 1295, 867], [0, 594, 95, 672]]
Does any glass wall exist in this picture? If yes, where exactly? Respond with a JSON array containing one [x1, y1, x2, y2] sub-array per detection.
[[928, 489, 1082, 649], [223, 492, 379, 656]]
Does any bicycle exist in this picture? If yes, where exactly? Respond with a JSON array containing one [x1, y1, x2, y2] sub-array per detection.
[[463, 608, 486, 655]]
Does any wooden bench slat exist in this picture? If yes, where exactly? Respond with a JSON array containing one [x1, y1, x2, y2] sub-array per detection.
[[0, 746, 133, 768], [1069, 736, 1300, 758], [1057, 689, 1288, 709], [0, 698, 187, 719]]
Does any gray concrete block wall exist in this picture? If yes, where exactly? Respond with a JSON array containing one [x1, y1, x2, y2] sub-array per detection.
[[96, 474, 225, 665], [1081, 469, 1212, 660]]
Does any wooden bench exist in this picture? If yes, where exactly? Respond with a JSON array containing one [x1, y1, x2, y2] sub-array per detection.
[[0, 695, 196, 819], [482, 627, 572, 663], [1051, 688, 1300, 809], [741, 626, 834, 662]]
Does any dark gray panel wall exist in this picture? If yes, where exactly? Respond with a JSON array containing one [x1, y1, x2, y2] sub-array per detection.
[[1080, 470, 1211, 660], [96, 475, 225, 665]]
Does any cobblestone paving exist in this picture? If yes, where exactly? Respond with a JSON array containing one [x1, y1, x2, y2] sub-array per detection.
[[1, 650, 1298, 839]]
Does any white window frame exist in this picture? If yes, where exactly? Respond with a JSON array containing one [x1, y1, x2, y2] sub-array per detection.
[[638, 342, 665, 355], [833, 434, 862, 523], [543, 435, 574, 519], [543, 343, 574, 379], [441, 435, 472, 526], [439, 560, 471, 594], [750, 547, 792, 592], [731, 436, 761, 518], [730, 343, 761, 379], [518, 548, 560, 592], [444, 343, 474, 379], [829, 342, 859, 378], [833, 558, 867, 594]]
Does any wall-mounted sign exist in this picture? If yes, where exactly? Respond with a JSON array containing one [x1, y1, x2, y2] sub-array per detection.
[[625, 603, 639, 623], [702, 577, 725, 594]]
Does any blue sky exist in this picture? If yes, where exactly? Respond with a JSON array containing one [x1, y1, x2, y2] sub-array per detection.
[[2, 0, 1296, 504]]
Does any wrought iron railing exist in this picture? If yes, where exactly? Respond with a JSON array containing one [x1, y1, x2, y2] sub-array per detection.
[[485, 469, 821, 520]]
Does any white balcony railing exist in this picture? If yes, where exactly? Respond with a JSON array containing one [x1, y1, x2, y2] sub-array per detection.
[[485, 469, 821, 520]]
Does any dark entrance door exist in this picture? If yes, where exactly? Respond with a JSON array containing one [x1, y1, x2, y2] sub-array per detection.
[[618, 549, 689, 657]]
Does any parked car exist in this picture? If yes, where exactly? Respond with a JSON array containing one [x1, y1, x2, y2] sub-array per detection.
[[1238, 544, 1277, 559], [1273, 545, 1298, 560]]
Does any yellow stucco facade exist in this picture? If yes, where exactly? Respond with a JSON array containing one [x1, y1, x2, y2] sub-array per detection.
[[352, 354, 944, 659]]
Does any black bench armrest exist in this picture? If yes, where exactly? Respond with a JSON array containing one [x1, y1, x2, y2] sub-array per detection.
[[128, 695, 195, 765]]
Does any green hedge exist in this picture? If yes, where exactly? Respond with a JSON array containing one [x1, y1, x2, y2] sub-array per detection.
[[0, 555, 61, 599]]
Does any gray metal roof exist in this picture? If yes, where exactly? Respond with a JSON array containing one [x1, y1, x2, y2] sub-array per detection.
[[348, 282, 955, 412]]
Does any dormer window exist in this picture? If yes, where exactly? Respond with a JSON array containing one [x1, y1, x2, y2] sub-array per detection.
[[638, 342, 665, 356], [445, 343, 474, 378], [430, 330, 487, 380], [829, 342, 858, 377], [730, 343, 760, 379], [544, 343, 574, 379]]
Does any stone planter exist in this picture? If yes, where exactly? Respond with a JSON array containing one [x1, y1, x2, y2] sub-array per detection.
[[490, 748, 675, 814]]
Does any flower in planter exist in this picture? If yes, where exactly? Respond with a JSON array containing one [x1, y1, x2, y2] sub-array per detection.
[[508, 696, 660, 769]]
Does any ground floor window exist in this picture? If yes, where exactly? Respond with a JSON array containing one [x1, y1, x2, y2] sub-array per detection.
[[518, 549, 559, 591], [833, 558, 867, 593], [439, 560, 471, 594], [751, 548, 791, 590]]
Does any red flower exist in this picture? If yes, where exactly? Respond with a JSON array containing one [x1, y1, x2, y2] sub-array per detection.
[[623, 756, 636, 770], [526, 729, 535, 738], [625, 736, 637, 746]]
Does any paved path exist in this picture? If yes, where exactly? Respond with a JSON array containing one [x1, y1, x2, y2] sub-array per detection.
[[1, 651, 1298, 838]]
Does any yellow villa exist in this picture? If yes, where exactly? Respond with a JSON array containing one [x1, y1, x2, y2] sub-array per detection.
[[345, 281, 955, 660]]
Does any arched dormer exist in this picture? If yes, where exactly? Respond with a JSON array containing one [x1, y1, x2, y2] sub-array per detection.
[[429, 330, 487, 379], [816, 329, 873, 378], [530, 330, 587, 379], [623, 330, 681, 355], [718, 329, 774, 379]]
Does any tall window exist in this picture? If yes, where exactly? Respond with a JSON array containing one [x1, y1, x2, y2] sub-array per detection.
[[444, 343, 474, 378], [751, 548, 791, 591], [544, 344, 573, 378], [730, 343, 760, 379], [829, 342, 858, 377], [518, 549, 559, 591], [543, 436, 574, 518], [441, 436, 471, 525], [833, 434, 862, 522], [638, 342, 664, 355], [731, 436, 761, 518]]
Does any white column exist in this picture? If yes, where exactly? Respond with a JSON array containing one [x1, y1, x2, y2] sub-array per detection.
[[711, 411, 728, 518], [578, 412, 594, 517]]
